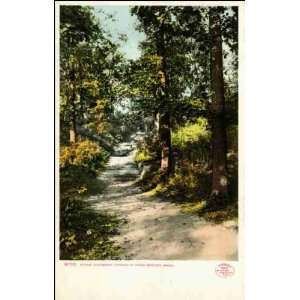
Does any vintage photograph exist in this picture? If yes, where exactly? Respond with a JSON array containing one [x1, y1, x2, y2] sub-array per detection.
[[58, 3, 239, 260]]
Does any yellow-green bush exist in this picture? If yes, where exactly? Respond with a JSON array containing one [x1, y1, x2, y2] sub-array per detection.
[[172, 117, 211, 164], [60, 140, 108, 171], [134, 147, 153, 162], [60, 140, 109, 195], [172, 117, 210, 149]]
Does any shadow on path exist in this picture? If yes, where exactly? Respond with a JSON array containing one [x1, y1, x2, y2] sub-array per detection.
[[86, 142, 238, 260]]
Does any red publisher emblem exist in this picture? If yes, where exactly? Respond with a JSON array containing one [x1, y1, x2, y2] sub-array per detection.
[[215, 263, 235, 278]]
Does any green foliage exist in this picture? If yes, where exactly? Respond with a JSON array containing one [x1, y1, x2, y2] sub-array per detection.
[[60, 196, 124, 260], [136, 118, 212, 199], [60, 140, 106, 168], [172, 117, 210, 149], [144, 162, 211, 202], [59, 144, 125, 260], [139, 115, 237, 210], [60, 140, 109, 194], [60, 5, 128, 146], [134, 133, 161, 162], [59, 6, 133, 260], [130, 4, 238, 210], [180, 200, 238, 225], [60, 6, 100, 47], [59, 139, 124, 260], [58, 5, 240, 251], [134, 148, 154, 163], [200, 204, 238, 224]]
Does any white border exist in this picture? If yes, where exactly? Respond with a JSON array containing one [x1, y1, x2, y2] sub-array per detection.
[[55, 2, 244, 299]]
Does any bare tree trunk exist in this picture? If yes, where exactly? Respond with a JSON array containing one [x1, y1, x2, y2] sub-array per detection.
[[157, 22, 174, 176], [209, 8, 228, 204], [159, 111, 173, 175], [69, 70, 77, 143], [69, 105, 77, 143]]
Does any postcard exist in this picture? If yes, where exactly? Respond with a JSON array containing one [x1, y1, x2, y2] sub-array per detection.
[[55, 1, 245, 299]]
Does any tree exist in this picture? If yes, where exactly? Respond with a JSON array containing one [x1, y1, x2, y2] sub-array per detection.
[[131, 6, 182, 176], [172, 6, 237, 203], [60, 6, 99, 143], [60, 6, 126, 146], [209, 7, 228, 204]]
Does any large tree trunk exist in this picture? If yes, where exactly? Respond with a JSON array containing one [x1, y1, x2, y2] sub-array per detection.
[[157, 22, 174, 176], [209, 8, 228, 204], [69, 70, 77, 143], [154, 111, 160, 135], [69, 107, 77, 143], [159, 111, 173, 175]]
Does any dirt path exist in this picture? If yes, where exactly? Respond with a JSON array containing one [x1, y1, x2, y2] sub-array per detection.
[[87, 143, 238, 260]]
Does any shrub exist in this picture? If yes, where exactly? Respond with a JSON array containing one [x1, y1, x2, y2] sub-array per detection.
[[60, 140, 109, 195], [172, 117, 211, 163], [60, 140, 108, 172], [134, 147, 153, 163], [172, 117, 210, 149], [59, 139, 124, 260], [147, 163, 211, 202]]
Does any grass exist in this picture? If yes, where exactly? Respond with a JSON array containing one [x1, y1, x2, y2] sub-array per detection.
[[181, 201, 207, 213], [60, 197, 126, 260], [201, 203, 238, 224], [180, 200, 238, 224]]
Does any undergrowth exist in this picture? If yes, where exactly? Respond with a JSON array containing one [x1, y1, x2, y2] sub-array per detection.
[[59, 139, 124, 260], [135, 118, 238, 225], [60, 195, 125, 260]]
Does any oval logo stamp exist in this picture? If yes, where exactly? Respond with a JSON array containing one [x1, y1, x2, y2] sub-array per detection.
[[215, 263, 235, 278]]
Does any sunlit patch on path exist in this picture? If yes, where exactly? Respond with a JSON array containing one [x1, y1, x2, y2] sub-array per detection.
[[86, 142, 238, 260]]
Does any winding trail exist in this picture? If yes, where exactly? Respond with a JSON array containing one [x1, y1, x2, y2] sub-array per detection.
[[87, 142, 238, 260]]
